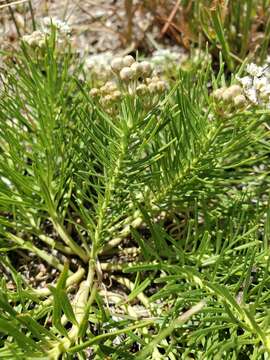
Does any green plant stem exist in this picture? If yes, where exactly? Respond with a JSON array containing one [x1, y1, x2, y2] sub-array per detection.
[[94, 124, 132, 256], [7, 233, 68, 274], [112, 275, 150, 309], [211, 7, 234, 71], [153, 121, 223, 205], [51, 217, 89, 262], [38, 234, 74, 255], [101, 213, 143, 254], [47, 260, 96, 359], [30, 267, 85, 298], [240, 0, 253, 58], [68, 319, 154, 354], [136, 301, 206, 359]]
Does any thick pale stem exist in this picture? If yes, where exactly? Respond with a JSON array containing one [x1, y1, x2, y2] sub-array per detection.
[[51, 218, 89, 263], [7, 233, 68, 274]]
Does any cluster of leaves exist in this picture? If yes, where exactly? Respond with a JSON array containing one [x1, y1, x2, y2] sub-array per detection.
[[0, 32, 270, 359]]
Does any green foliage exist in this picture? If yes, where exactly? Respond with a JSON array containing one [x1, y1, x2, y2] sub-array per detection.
[[183, 0, 270, 67], [0, 31, 270, 359]]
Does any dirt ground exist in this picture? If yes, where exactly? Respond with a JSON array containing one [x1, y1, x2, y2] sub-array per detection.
[[1, 0, 187, 56]]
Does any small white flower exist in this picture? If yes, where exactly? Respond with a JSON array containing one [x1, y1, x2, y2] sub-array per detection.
[[228, 84, 242, 96], [253, 76, 268, 91], [246, 63, 264, 77], [259, 84, 270, 100], [42, 17, 70, 35], [245, 87, 258, 104], [22, 30, 45, 47], [156, 80, 167, 93], [261, 84, 270, 94], [236, 75, 252, 88]]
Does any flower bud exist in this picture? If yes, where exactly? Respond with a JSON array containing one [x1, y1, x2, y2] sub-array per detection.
[[111, 57, 124, 72], [222, 88, 233, 102], [130, 62, 142, 78], [148, 82, 157, 94], [212, 88, 224, 101], [233, 94, 246, 107], [136, 84, 148, 95], [123, 55, 135, 67], [156, 80, 166, 93], [119, 67, 134, 81], [228, 84, 242, 97], [101, 94, 113, 106], [111, 90, 122, 101], [100, 81, 117, 94], [90, 88, 99, 97], [140, 61, 152, 76]]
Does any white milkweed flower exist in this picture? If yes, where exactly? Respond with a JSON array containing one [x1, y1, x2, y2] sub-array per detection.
[[148, 82, 157, 94], [253, 76, 268, 91], [260, 84, 270, 100], [229, 84, 242, 96], [156, 80, 167, 93], [236, 75, 253, 89], [42, 17, 71, 35], [245, 88, 258, 104], [246, 63, 264, 77], [22, 30, 46, 47]]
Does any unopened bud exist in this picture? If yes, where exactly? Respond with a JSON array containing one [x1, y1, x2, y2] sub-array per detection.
[[111, 57, 124, 72], [212, 88, 224, 101], [136, 84, 148, 95], [140, 61, 152, 76], [120, 67, 134, 81], [123, 55, 135, 67], [90, 88, 99, 97], [233, 94, 246, 106]]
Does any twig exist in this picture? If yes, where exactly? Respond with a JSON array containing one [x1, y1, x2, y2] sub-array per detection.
[[160, 0, 181, 37], [28, 0, 36, 31], [6, 0, 22, 37], [1, 0, 27, 9]]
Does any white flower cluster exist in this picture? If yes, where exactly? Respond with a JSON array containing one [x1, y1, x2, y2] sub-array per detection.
[[90, 81, 121, 107], [22, 30, 46, 48], [42, 17, 71, 35], [236, 61, 270, 107], [22, 17, 71, 49], [89, 55, 167, 113], [212, 84, 247, 107], [151, 48, 188, 72], [85, 52, 114, 81], [111, 55, 167, 93]]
